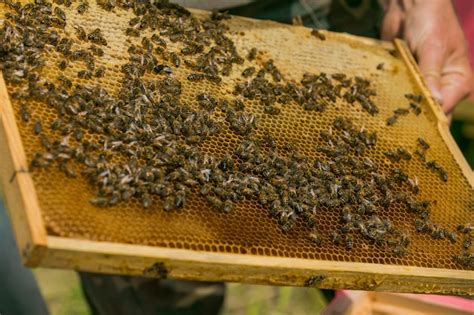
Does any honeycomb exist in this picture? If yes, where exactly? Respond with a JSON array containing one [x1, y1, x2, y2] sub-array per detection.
[[1, 1, 473, 272]]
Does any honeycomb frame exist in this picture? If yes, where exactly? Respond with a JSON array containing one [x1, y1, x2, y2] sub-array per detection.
[[0, 2, 473, 295]]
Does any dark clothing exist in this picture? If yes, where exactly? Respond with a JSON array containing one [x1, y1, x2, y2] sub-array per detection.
[[0, 202, 49, 315], [79, 273, 226, 315]]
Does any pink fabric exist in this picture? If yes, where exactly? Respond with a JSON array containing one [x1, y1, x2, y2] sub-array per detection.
[[454, 0, 474, 98], [326, 290, 474, 313]]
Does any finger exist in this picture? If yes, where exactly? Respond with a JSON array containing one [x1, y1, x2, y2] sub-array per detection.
[[381, 2, 404, 40], [416, 41, 446, 104], [440, 75, 471, 114]]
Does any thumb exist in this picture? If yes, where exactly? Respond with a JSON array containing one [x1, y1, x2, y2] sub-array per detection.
[[381, 1, 403, 40], [416, 41, 446, 104]]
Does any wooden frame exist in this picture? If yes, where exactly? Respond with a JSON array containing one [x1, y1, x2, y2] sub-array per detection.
[[0, 35, 473, 295]]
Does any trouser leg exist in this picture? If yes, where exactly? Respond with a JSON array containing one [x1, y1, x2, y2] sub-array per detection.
[[0, 202, 49, 315], [79, 272, 226, 315]]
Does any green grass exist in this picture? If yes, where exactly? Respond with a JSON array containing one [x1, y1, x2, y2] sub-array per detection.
[[34, 269, 327, 315]]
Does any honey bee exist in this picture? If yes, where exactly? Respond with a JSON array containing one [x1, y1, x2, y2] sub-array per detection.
[[77, 1, 89, 14], [58, 59, 68, 70], [187, 73, 204, 81], [247, 48, 257, 61], [19, 104, 30, 122], [74, 25, 87, 41], [308, 230, 322, 245], [242, 67, 255, 78], [311, 29, 326, 40], [94, 66, 106, 78], [417, 137, 430, 150], [405, 93, 423, 103], [88, 28, 107, 46], [304, 275, 325, 287], [125, 27, 140, 37], [386, 115, 397, 126], [463, 235, 473, 249], [54, 6, 66, 21], [151, 34, 167, 47], [457, 223, 473, 233], [78, 70, 93, 79], [33, 120, 42, 135], [409, 102, 422, 115], [331, 231, 343, 245], [90, 196, 108, 207]]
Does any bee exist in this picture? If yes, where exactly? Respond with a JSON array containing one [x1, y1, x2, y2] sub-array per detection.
[[126, 27, 140, 37], [205, 74, 222, 83], [206, 195, 223, 210], [417, 137, 430, 150], [264, 105, 280, 115], [454, 251, 474, 268], [457, 223, 473, 233], [304, 275, 325, 287], [54, 7, 66, 21], [97, 0, 115, 11], [410, 102, 422, 115], [222, 200, 234, 213], [311, 29, 326, 40], [376, 63, 384, 70], [90, 196, 108, 207], [386, 115, 397, 126], [271, 69, 282, 82], [78, 70, 93, 79], [197, 93, 216, 111], [19, 104, 30, 122], [256, 69, 266, 78], [33, 120, 42, 135], [345, 235, 354, 249], [308, 230, 322, 245], [88, 28, 107, 46], [384, 150, 401, 163], [77, 1, 89, 14], [58, 75, 72, 89], [58, 59, 68, 71], [407, 176, 419, 193], [59, 162, 78, 178], [447, 232, 457, 244], [242, 66, 255, 78], [74, 25, 87, 41], [463, 235, 473, 249], [151, 34, 167, 47], [247, 47, 257, 61], [397, 148, 411, 160], [394, 108, 409, 116], [87, 45, 104, 57], [73, 128, 83, 141], [405, 93, 424, 103], [331, 231, 343, 245], [187, 73, 204, 81], [94, 66, 106, 78], [438, 168, 448, 182], [393, 244, 407, 257]]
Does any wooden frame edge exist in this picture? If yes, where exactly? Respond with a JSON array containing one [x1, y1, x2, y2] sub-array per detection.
[[393, 39, 474, 185], [43, 236, 473, 296], [0, 75, 48, 266]]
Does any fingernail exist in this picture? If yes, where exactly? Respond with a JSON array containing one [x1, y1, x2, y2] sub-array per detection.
[[427, 84, 443, 104]]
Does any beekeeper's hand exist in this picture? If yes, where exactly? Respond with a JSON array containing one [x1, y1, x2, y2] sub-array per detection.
[[381, 0, 472, 114]]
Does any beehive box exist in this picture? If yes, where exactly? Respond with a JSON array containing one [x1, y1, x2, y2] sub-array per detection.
[[0, 0, 473, 295]]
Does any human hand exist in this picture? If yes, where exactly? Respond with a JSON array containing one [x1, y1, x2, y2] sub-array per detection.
[[381, 0, 472, 114]]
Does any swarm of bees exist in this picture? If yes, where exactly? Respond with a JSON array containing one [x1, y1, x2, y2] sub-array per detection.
[[0, 0, 471, 268]]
